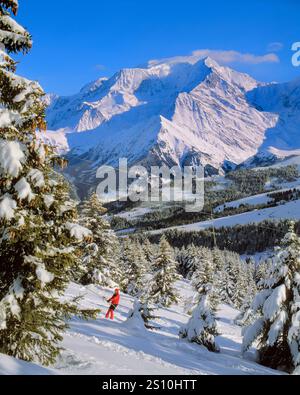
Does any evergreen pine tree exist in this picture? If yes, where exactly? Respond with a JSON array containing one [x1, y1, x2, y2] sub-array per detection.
[[126, 299, 159, 331], [218, 268, 230, 304], [78, 193, 120, 286], [119, 239, 133, 292], [176, 246, 190, 277], [184, 244, 202, 279], [218, 252, 241, 306], [232, 257, 250, 309], [120, 239, 146, 297], [0, 1, 96, 365], [242, 222, 300, 373], [110, 241, 124, 286], [177, 244, 191, 278], [148, 236, 180, 307], [191, 249, 219, 310], [125, 300, 158, 331], [212, 247, 224, 272], [139, 302, 158, 330], [255, 258, 270, 285], [180, 258, 220, 353], [212, 247, 226, 300], [143, 238, 154, 270], [235, 266, 257, 326]]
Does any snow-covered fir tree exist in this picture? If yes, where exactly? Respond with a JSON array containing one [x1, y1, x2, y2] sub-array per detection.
[[143, 238, 155, 270], [212, 247, 224, 272], [191, 249, 219, 310], [255, 258, 271, 285], [78, 193, 121, 286], [125, 300, 155, 331], [242, 222, 300, 373], [180, 258, 220, 352], [119, 239, 133, 292], [218, 251, 246, 308], [176, 246, 193, 277], [219, 264, 235, 305], [176, 245, 216, 280], [110, 240, 124, 285], [183, 244, 201, 279], [235, 265, 257, 326], [148, 236, 180, 307], [120, 239, 147, 297], [0, 0, 96, 365], [233, 259, 253, 309], [126, 299, 159, 331]]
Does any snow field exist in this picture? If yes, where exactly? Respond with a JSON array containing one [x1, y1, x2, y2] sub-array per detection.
[[50, 281, 282, 375], [0, 280, 284, 375]]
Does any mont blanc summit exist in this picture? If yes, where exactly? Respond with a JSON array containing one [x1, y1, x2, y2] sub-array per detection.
[[45, 55, 300, 189]]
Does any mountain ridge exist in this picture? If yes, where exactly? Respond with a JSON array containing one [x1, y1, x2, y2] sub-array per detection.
[[44, 55, 300, 194]]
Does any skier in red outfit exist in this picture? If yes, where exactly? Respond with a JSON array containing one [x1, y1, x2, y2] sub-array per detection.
[[105, 288, 120, 320]]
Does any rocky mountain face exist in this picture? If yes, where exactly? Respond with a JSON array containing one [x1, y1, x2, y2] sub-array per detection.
[[45, 55, 300, 195]]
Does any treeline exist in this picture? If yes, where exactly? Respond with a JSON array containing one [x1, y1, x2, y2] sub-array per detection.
[[227, 165, 299, 194], [143, 220, 300, 254], [268, 188, 300, 204], [110, 165, 300, 232]]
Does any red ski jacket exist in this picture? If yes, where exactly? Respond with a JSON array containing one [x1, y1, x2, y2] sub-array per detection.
[[108, 291, 120, 306]]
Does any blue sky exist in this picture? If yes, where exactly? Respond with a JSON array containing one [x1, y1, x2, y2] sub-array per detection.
[[16, 0, 300, 95]]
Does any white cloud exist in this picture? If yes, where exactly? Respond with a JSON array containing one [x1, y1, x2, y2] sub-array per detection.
[[191, 49, 280, 65], [148, 49, 280, 68], [267, 42, 284, 52]]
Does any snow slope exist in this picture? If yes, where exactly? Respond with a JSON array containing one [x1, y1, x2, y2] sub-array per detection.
[[54, 282, 282, 375], [150, 199, 300, 235], [44, 54, 300, 194], [114, 206, 155, 221], [0, 281, 282, 375], [0, 354, 56, 375], [214, 192, 274, 213], [214, 183, 300, 213], [254, 155, 300, 172]]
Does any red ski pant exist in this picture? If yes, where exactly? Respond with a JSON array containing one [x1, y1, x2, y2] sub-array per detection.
[[106, 304, 117, 320]]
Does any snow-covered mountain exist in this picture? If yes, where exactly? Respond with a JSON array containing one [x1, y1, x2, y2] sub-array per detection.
[[45, 55, 300, 193]]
